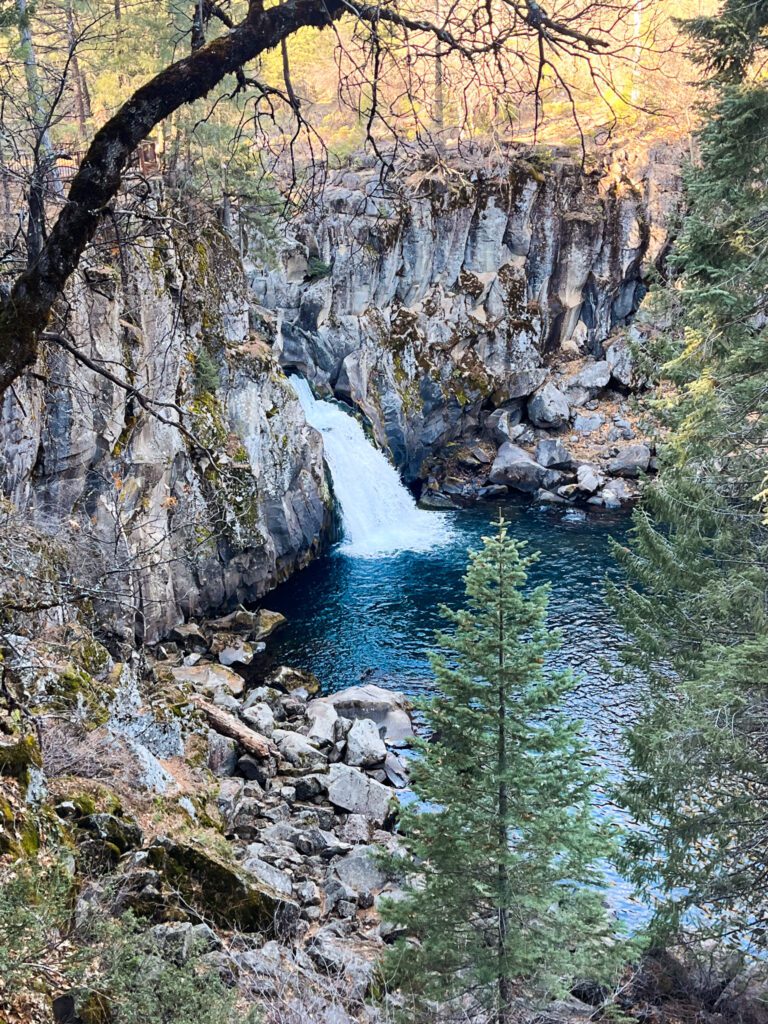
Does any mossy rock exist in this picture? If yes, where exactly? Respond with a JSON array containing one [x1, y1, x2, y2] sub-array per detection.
[[45, 664, 114, 726], [146, 838, 295, 933], [0, 733, 42, 779]]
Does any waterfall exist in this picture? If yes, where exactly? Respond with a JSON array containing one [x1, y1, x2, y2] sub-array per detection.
[[290, 376, 452, 557]]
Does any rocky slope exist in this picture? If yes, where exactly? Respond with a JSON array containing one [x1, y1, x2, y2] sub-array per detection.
[[0, 206, 333, 643], [249, 142, 681, 499]]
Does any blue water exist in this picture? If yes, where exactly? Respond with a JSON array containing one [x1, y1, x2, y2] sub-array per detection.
[[266, 497, 648, 927]]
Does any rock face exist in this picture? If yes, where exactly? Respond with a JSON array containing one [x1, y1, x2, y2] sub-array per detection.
[[250, 145, 682, 481], [0, 212, 333, 642]]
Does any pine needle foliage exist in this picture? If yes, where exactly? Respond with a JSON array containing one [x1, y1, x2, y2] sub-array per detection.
[[611, 1, 768, 956], [382, 518, 620, 1024]]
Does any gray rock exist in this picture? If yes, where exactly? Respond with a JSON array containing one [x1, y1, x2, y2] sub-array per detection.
[[576, 464, 604, 494], [327, 763, 393, 825], [485, 406, 523, 444], [151, 921, 222, 965], [273, 729, 327, 770], [527, 382, 570, 429], [488, 443, 549, 493], [240, 854, 294, 898], [237, 755, 270, 786], [605, 334, 635, 386], [295, 827, 351, 858], [307, 925, 375, 998], [383, 751, 408, 788], [212, 690, 242, 714], [207, 731, 238, 777], [418, 491, 459, 510], [293, 773, 329, 802], [170, 623, 208, 650], [535, 438, 574, 469], [306, 699, 339, 746], [217, 640, 255, 667], [536, 489, 567, 504], [339, 814, 371, 844], [570, 360, 611, 393], [344, 718, 386, 767], [171, 663, 245, 697], [215, 777, 244, 820], [332, 845, 388, 894], [241, 701, 275, 738], [607, 443, 651, 477], [267, 665, 320, 695], [322, 686, 413, 745], [572, 412, 605, 435], [600, 477, 633, 508]]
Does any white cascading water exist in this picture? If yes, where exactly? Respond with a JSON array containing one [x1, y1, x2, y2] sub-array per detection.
[[290, 376, 452, 557]]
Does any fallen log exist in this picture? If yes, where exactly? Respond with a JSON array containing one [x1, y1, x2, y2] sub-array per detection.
[[189, 694, 275, 760]]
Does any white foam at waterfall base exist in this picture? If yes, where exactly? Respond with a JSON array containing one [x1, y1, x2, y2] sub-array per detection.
[[290, 376, 453, 557]]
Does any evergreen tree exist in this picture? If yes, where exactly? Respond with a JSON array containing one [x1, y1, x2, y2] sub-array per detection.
[[612, 0, 768, 953], [383, 519, 619, 1024]]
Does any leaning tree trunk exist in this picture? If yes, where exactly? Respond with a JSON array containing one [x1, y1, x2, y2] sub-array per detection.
[[0, 0, 346, 395]]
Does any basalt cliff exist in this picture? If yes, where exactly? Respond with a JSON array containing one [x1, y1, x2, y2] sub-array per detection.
[[0, 144, 681, 641]]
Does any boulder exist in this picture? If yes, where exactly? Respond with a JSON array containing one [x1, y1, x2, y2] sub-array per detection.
[[535, 438, 574, 469], [339, 814, 371, 845], [145, 838, 295, 932], [569, 360, 611, 394], [419, 491, 459, 510], [241, 854, 294, 898], [327, 763, 393, 825], [536, 489, 567, 505], [576, 464, 604, 494], [169, 623, 208, 651], [600, 478, 633, 508], [344, 718, 386, 767], [572, 412, 604, 435], [151, 922, 221, 965], [322, 685, 413, 745], [605, 334, 635, 387], [74, 812, 143, 862], [252, 609, 287, 640], [241, 701, 275, 738], [332, 845, 388, 894], [527, 382, 570, 429], [383, 751, 408, 788], [485, 406, 523, 445], [489, 444, 549, 493], [306, 925, 376, 998], [272, 729, 327, 770], [207, 607, 262, 633], [207, 731, 238, 777], [267, 665, 321, 695], [607, 443, 651, 477], [306, 699, 339, 746], [171, 663, 244, 697], [504, 367, 548, 399], [216, 639, 257, 667]]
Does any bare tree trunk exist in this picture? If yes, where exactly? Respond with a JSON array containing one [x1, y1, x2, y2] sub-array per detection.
[[16, 0, 63, 199], [433, 0, 444, 129], [0, 0, 348, 394], [190, 695, 276, 758], [66, 0, 92, 140], [0, 137, 13, 218]]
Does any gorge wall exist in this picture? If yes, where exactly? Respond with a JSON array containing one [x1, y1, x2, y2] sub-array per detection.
[[0, 213, 332, 643], [250, 142, 682, 484], [0, 143, 682, 641]]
